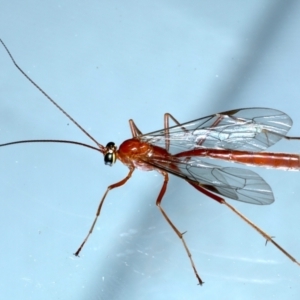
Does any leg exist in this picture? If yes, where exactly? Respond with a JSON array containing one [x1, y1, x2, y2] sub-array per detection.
[[74, 167, 135, 256], [130, 113, 183, 151], [129, 119, 143, 137], [156, 171, 204, 285], [164, 113, 184, 151], [163, 113, 229, 150], [129, 112, 226, 151], [188, 181, 300, 266], [128, 114, 183, 141], [129, 113, 192, 150], [284, 136, 300, 141]]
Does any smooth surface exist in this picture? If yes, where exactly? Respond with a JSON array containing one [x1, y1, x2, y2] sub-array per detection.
[[1, 1, 300, 299]]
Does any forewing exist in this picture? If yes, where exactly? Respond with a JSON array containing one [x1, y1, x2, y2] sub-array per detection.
[[145, 156, 274, 205], [140, 108, 292, 154]]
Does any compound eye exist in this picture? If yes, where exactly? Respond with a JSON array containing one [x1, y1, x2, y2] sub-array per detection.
[[104, 152, 115, 166], [106, 142, 115, 150], [104, 142, 117, 166]]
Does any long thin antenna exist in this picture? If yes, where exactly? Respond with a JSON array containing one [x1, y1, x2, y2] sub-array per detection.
[[0, 139, 102, 153], [0, 39, 105, 153]]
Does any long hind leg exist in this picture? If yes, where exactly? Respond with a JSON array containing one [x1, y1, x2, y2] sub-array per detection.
[[188, 181, 300, 266]]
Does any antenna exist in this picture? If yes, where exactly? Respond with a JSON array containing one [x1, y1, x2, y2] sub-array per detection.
[[0, 39, 105, 153], [0, 139, 102, 153]]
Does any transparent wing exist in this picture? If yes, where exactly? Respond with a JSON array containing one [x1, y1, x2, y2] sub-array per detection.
[[145, 155, 274, 205], [139, 108, 292, 154]]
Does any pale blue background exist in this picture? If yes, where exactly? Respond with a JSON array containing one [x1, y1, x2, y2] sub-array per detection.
[[1, 1, 300, 299]]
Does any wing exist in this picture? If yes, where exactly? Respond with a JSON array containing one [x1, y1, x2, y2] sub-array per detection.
[[139, 108, 292, 154], [145, 155, 274, 205]]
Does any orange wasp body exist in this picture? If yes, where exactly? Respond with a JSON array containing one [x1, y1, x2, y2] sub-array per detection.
[[1, 39, 300, 285]]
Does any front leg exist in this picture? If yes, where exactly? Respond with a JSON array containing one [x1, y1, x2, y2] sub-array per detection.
[[74, 167, 135, 256]]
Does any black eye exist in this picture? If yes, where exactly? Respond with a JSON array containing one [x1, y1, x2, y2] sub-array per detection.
[[104, 142, 117, 166], [104, 152, 115, 166], [106, 142, 115, 150]]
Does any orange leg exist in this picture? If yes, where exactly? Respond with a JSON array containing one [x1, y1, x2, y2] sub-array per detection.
[[163, 113, 228, 150], [129, 119, 143, 137], [156, 171, 204, 285], [74, 167, 135, 256], [188, 181, 300, 266], [129, 112, 227, 151]]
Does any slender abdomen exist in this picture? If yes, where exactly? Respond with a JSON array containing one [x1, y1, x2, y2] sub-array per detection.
[[205, 150, 300, 170], [175, 149, 300, 170]]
